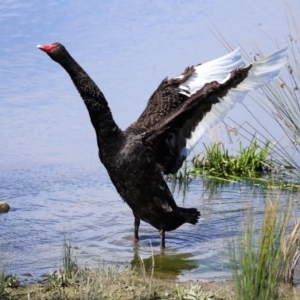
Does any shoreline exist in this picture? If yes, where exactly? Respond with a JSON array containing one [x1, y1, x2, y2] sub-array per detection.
[[1, 267, 299, 300]]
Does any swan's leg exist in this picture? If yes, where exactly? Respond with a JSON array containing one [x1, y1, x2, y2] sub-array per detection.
[[133, 213, 140, 242], [159, 229, 165, 249]]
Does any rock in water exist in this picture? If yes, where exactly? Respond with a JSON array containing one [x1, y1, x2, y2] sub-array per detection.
[[0, 201, 10, 213]]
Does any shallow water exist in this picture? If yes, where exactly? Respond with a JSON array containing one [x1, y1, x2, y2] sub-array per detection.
[[1, 0, 300, 283], [0, 162, 277, 282]]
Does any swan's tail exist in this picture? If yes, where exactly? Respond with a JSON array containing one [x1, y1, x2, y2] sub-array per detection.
[[179, 207, 201, 225]]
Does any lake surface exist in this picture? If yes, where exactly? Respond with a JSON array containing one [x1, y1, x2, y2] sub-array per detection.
[[0, 162, 275, 282], [1, 0, 299, 283]]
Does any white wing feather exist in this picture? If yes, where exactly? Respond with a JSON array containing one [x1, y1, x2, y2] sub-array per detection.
[[180, 47, 288, 157], [177, 47, 243, 96]]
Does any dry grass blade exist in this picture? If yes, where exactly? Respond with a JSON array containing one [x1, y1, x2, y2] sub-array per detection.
[[149, 241, 155, 296], [283, 216, 300, 284], [137, 250, 147, 284]]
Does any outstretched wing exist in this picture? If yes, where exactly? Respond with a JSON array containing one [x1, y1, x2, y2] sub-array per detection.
[[141, 47, 288, 174], [131, 48, 243, 130]]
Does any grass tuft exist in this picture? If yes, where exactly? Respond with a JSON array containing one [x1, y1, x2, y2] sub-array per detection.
[[230, 193, 300, 300], [191, 138, 273, 179], [0, 251, 18, 297]]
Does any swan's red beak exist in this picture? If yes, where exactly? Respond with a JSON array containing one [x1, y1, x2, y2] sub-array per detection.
[[37, 44, 58, 53]]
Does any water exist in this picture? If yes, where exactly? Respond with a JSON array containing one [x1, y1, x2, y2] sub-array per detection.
[[0, 162, 269, 282], [0, 0, 299, 283]]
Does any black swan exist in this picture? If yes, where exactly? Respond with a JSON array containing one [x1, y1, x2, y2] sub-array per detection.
[[37, 43, 288, 248]]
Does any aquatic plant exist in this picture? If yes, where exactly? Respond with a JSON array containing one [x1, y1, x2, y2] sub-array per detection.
[[191, 138, 272, 179], [48, 237, 79, 289], [61, 237, 78, 282], [230, 193, 300, 300]]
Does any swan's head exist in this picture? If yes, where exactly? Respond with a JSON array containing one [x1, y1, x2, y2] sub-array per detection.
[[37, 42, 68, 63]]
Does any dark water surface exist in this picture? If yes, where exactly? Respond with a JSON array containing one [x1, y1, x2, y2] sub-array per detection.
[[1, 0, 299, 282]]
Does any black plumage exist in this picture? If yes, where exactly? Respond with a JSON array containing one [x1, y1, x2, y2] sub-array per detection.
[[38, 42, 288, 248]]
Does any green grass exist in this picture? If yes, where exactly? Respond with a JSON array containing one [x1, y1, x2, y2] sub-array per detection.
[[191, 138, 273, 179], [165, 139, 300, 192], [47, 237, 79, 290], [230, 193, 300, 300]]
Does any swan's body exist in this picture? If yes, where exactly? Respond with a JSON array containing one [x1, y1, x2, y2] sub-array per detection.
[[38, 43, 288, 248]]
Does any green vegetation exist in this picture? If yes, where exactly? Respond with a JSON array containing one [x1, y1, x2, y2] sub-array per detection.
[[205, 10, 300, 297], [230, 194, 300, 300], [166, 139, 300, 191], [191, 138, 272, 179], [47, 238, 79, 290]]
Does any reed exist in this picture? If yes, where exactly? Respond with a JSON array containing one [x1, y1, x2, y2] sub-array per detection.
[[263, 3, 300, 171], [230, 193, 300, 300], [61, 237, 78, 282], [213, 1, 300, 179]]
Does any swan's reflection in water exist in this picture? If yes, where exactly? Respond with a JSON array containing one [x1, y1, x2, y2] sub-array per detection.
[[130, 244, 198, 280]]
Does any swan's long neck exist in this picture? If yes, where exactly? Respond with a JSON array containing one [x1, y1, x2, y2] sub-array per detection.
[[60, 54, 121, 141]]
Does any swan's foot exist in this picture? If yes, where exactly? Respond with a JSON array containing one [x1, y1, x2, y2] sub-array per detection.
[[159, 229, 165, 249], [133, 213, 140, 243], [133, 235, 139, 243]]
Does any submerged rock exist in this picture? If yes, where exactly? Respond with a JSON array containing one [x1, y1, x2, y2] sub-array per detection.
[[0, 200, 10, 213]]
